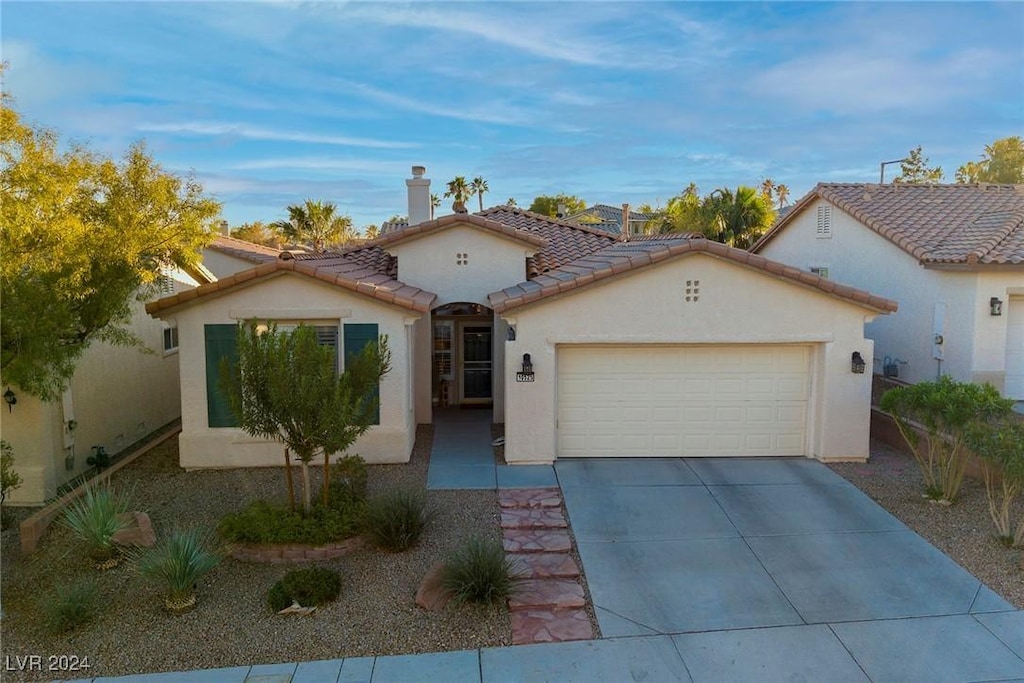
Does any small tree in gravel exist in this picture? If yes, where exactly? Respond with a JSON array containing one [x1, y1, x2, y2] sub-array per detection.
[[965, 416, 1024, 547], [221, 323, 390, 515], [880, 377, 1013, 504], [1, 440, 23, 528]]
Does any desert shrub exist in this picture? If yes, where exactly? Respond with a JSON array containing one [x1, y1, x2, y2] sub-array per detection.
[[443, 535, 525, 605], [267, 566, 342, 611], [363, 487, 430, 551], [966, 416, 1024, 547], [329, 454, 368, 508], [129, 527, 222, 609], [42, 579, 100, 633], [880, 377, 1013, 503], [1, 440, 23, 529], [219, 499, 362, 545], [60, 480, 133, 565]]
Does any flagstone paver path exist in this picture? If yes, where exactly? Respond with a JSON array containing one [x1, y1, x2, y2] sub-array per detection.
[[498, 487, 595, 646]]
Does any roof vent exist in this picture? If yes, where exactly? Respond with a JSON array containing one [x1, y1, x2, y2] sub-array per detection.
[[278, 252, 295, 261]]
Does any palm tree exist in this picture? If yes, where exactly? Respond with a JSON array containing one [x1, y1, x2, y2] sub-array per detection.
[[506, 197, 517, 207], [776, 184, 790, 209], [471, 176, 489, 212], [760, 178, 776, 204], [700, 186, 775, 249], [271, 200, 354, 253], [444, 177, 472, 213], [430, 193, 441, 219]]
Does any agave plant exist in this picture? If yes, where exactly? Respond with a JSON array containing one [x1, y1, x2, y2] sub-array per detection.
[[60, 481, 133, 569], [130, 527, 222, 612]]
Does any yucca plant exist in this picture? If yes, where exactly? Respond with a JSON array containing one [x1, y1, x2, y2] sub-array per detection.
[[130, 527, 222, 612], [42, 578, 100, 633], [60, 480, 132, 569], [442, 535, 525, 605]]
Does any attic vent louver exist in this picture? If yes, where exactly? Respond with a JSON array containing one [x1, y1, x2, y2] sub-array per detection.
[[816, 205, 832, 239]]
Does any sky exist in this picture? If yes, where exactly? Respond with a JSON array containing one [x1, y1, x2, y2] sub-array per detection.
[[3, 1, 1023, 230]]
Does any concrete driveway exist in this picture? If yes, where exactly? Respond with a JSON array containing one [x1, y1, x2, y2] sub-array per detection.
[[555, 457, 1024, 682]]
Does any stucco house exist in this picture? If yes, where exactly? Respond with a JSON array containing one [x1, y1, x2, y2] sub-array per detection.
[[147, 167, 896, 470], [565, 204, 655, 236], [2, 267, 208, 506], [753, 183, 1024, 400]]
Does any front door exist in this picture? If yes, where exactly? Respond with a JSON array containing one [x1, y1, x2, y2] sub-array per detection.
[[460, 325, 493, 403]]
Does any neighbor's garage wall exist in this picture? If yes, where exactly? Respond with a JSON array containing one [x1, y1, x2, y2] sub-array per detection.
[[502, 253, 882, 464]]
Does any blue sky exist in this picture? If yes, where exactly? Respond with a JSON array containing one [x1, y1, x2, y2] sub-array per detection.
[[3, 1, 1022, 230]]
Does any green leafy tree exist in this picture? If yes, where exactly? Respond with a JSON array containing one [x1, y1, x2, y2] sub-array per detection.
[[528, 193, 586, 218], [231, 221, 281, 248], [444, 177, 472, 213], [471, 176, 489, 212], [880, 377, 1012, 504], [966, 416, 1024, 546], [893, 146, 944, 184], [1, 97, 220, 400], [1, 440, 22, 527], [271, 200, 355, 253], [699, 186, 776, 248], [222, 323, 391, 514], [956, 136, 1024, 184], [650, 182, 704, 235]]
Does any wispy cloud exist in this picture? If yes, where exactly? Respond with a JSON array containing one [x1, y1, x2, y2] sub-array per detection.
[[230, 157, 415, 175], [137, 122, 418, 149]]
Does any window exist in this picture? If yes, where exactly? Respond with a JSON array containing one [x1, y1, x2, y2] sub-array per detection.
[[344, 323, 381, 425], [162, 325, 179, 352], [816, 205, 832, 239], [809, 266, 830, 279], [204, 324, 239, 427]]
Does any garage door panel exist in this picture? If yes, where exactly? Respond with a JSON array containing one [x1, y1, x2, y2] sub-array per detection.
[[558, 345, 809, 457]]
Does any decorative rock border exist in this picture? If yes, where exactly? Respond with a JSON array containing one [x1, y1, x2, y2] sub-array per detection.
[[230, 536, 366, 564]]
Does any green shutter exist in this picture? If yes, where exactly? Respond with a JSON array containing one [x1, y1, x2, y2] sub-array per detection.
[[205, 324, 239, 428], [344, 323, 380, 425]]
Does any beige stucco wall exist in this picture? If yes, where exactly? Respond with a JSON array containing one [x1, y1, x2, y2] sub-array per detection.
[[758, 199, 1024, 392], [502, 253, 881, 464], [166, 273, 420, 469], [201, 248, 261, 279], [3, 297, 182, 505]]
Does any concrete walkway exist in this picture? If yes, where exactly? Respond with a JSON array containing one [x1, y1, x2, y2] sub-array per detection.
[[74, 457, 1024, 682]]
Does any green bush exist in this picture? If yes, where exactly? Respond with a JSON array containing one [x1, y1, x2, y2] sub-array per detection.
[[268, 567, 342, 611], [1, 440, 22, 530], [363, 487, 430, 551], [129, 527, 222, 609], [328, 454, 368, 508], [219, 499, 363, 545], [966, 416, 1024, 547], [60, 481, 133, 564], [42, 579, 100, 633], [443, 535, 525, 605], [880, 377, 1013, 503]]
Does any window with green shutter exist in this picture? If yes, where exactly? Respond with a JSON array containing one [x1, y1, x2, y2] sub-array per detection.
[[344, 323, 380, 425], [204, 324, 239, 427]]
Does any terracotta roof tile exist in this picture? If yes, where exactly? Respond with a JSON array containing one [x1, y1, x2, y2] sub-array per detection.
[[207, 235, 283, 264], [488, 238, 898, 315], [371, 213, 548, 250], [753, 183, 1024, 266]]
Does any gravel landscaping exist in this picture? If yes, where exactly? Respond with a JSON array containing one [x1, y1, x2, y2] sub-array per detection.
[[2, 430, 1021, 681]]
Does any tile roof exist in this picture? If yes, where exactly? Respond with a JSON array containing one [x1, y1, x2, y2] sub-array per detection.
[[206, 235, 283, 264], [488, 238, 898, 315], [146, 251, 435, 316], [753, 183, 1024, 267], [371, 212, 549, 250], [565, 204, 656, 235]]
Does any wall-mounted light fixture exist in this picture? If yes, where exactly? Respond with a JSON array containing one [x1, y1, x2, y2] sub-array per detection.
[[506, 325, 516, 342], [3, 388, 16, 412], [851, 352, 866, 374], [990, 297, 1004, 316], [516, 353, 535, 382]]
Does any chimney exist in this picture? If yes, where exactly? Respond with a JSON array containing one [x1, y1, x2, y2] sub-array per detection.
[[219, 220, 230, 236], [406, 165, 431, 226], [556, 202, 567, 218], [621, 204, 630, 242]]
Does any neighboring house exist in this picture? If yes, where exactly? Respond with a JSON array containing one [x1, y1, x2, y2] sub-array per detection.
[[753, 183, 1024, 399], [202, 234, 282, 279], [147, 167, 896, 471], [2, 267, 208, 506], [565, 204, 655, 236]]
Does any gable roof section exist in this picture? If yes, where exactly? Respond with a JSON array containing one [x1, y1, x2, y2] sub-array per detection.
[[565, 204, 656, 234], [206, 235, 283, 264], [488, 238, 898, 315], [146, 252, 436, 316], [753, 183, 1024, 267], [372, 213, 548, 250]]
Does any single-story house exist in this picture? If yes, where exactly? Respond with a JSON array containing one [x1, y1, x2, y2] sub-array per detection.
[[753, 183, 1024, 399], [3, 267, 208, 506], [147, 167, 896, 469]]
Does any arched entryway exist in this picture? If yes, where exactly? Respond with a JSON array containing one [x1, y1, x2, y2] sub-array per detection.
[[431, 302, 494, 408]]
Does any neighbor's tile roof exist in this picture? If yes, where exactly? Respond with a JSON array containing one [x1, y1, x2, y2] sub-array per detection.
[[753, 183, 1024, 266], [146, 251, 435, 316], [372, 212, 549, 250], [206, 235, 283, 263], [488, 238, 898, 314], [565, 204, 656, 234]]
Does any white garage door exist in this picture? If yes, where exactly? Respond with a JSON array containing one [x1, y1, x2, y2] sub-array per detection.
[[1005, 297, 1024, 400], [557, 345, 810, 457]]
